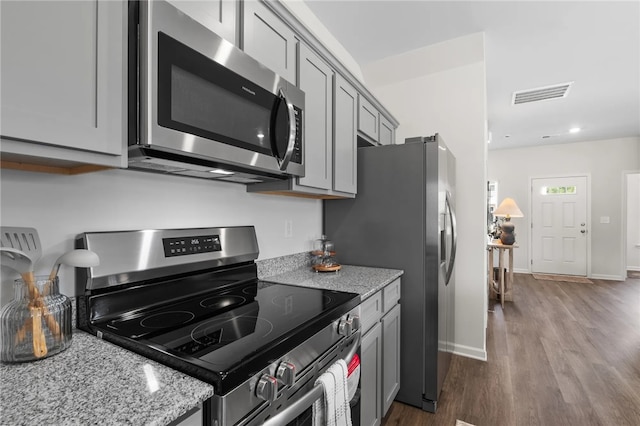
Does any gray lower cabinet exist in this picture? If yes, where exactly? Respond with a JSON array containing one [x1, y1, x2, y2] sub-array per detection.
[[360, 278, 402, 425], [361, 322, 383, 426], [381, 303, 401, 414], [242, 0, 297, 85], [0, 0, 126, 170]]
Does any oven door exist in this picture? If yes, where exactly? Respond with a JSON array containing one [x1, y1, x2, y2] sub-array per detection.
[[261, 333, 361, 426], [138, 0, 304, 177]]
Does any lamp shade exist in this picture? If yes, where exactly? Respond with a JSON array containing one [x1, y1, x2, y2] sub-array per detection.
[[493, 197, 523, 219]]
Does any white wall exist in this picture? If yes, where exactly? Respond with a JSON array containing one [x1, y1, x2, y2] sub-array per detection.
[[488, 136, 640, 280], [627, 173, 640, 271], [0, 168, 321, 304], [363, 33, 488, 360]]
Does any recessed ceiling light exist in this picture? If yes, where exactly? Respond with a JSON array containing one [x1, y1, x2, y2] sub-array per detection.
[[569, 127, 581, 133], [504, 134, 511, 138]]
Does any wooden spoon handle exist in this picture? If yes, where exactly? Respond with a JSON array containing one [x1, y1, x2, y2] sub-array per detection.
[[21, 271, 41, 300], [30, 307, 48, 358], [32, 297, 62, 340]]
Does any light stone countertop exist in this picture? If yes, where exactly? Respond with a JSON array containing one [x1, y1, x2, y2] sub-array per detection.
[[0, 331, 214, 426], [263, 264, 404, 300]]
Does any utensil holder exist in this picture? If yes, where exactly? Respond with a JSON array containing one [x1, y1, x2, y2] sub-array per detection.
[[1, 275, 72, 363]]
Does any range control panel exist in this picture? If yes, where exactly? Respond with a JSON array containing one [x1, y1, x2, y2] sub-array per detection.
[[162, 235, 222, 257]]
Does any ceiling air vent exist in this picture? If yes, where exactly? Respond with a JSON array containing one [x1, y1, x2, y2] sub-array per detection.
[[512, 82, 573, 105]]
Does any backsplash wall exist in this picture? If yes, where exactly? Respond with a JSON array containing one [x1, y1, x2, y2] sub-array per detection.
[[0, 168, 321, 305]]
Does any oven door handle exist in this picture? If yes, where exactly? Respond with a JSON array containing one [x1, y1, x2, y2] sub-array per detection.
[[262, 332, 360, 426]]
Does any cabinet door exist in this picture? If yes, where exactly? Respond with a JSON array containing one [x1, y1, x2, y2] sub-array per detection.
[[382, 304, 401, 416], [333, 74, 358, 194], [361, 323, 382, 426], [379, 115, 395, 145], [168, 0, 236, 44], [243, 0, 297, 84], [357, 95, 379, 143], [0, 0, 125, 159], [298, 43, 333, 190]]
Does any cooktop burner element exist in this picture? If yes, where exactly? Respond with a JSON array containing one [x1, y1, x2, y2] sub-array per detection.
[[200, 295, 247, 309], [140, 311, 195, 329]]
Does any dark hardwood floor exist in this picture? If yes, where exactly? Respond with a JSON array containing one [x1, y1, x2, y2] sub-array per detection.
[[382, 273, 640, 426]]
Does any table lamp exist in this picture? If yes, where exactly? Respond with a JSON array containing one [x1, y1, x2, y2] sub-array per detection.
[[493, 197, 523, 245]]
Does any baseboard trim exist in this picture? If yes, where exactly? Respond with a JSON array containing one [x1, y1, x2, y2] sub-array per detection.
[[513, 268, 529, 274], [452, 344, 487, 361], [627, 266, 640, 272], [590, 273, 625, 281]]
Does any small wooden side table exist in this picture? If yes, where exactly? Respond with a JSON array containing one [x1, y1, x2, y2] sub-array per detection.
[[487, 240, 518, 308]]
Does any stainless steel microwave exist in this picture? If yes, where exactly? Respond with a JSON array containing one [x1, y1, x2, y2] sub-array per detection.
[[128, 0, 304, 184]]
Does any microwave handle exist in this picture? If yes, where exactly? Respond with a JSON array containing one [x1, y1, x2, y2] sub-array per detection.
[[277, 88, 297, 172]]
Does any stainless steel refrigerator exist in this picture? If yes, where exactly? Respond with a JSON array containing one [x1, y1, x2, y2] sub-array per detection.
[[324, 134, 457, 412]]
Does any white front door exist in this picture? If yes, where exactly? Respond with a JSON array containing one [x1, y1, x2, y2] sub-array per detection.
[[531, 176, 589, 275]]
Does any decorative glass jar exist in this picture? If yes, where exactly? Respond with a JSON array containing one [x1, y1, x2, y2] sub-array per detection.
[[0, 276, 72, 363]]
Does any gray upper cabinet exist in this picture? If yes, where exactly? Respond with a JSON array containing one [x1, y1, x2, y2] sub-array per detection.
[[242, 0, 297, 84], [297, 43, 333, 190], [379, 114, 396, 145], [333, 75, 358, 194], [168, 0, 236, 44], [358, 95, 380, 143], [0, 0, 126, 170]]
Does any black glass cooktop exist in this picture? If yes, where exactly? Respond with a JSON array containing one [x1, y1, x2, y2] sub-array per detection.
[[89, 275, 359, 392]]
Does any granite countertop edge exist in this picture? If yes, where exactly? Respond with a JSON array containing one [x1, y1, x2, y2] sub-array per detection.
[[0, 331, 214, 426]]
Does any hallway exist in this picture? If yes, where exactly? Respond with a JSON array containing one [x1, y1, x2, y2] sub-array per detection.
[[382, 273, 640, 425]]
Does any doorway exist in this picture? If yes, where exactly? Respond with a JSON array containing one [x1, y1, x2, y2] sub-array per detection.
[[625, 172, 640, 275], [531, 175, 589, 276]]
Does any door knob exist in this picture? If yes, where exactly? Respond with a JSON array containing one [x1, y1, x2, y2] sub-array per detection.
[[581, 223, 586, 226], [581, 230, 586, 234]]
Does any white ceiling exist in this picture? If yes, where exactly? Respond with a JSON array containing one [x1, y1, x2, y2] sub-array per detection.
[[303, 1, 640, 150]]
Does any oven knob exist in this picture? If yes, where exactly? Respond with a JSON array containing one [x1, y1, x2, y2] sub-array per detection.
[[256, 374, 278, 402], [276, 361, 296, 387], [349, 314, 360, 332], [338, 317, 353, 336]]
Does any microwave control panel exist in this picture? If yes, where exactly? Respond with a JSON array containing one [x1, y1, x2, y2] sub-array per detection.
[[291, 106, 303, 164], [163, 235, 222, 257]]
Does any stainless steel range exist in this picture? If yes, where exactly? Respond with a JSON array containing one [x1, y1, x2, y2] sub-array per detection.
[[76, 226, 361, 426]]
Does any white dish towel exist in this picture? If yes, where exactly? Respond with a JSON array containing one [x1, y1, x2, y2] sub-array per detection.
[[312, 359, 352, 426]]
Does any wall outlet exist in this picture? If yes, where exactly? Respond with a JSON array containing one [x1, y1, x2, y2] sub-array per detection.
[[284, 219, 293, 238]]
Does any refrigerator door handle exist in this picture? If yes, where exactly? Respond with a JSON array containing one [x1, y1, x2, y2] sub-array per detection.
[[444, 191, 457, 285]]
